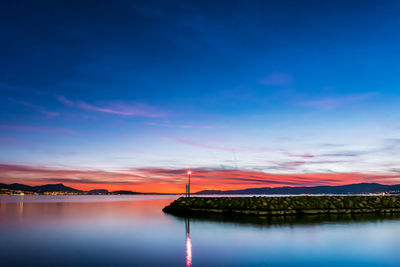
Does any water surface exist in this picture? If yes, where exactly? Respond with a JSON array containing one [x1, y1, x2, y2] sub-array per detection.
[[1, 195, 400, 266]]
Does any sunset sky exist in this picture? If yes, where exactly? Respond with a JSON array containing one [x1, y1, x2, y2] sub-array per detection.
[[1, 1, 400, 193]]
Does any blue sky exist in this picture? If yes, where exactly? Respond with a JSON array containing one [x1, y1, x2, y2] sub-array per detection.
[[1, 0, 400, 191]]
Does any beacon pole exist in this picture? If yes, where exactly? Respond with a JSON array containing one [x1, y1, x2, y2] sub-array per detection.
[[187, 170, 192, 198]]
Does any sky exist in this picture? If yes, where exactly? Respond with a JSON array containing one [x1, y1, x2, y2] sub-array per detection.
[[1, 0, 400, 193]]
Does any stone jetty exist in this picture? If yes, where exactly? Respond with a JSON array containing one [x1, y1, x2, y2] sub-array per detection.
[[163, 195, 400, 216]]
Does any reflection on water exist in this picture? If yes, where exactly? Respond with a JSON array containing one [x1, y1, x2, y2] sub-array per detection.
[[185, 218, 192, 267], [18, 200, 23, 219], [2, 195, 400, 266], [171, 211, 400, 228]]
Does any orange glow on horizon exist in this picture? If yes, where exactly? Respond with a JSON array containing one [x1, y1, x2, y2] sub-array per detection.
[[1, 163, 400, 193]]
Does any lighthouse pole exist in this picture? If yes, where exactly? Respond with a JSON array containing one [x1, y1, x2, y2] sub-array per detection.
[[187, 170, 192, 198]]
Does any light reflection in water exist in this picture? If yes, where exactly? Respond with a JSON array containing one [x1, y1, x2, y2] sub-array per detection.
[[185, 218, 192, 267], [18, 200, 23, 221]]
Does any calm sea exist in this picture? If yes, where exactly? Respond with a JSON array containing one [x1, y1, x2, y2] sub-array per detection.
[[1, 195, 400, 266]]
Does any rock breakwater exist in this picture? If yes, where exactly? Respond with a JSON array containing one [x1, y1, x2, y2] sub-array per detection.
[[163, 196, 400, 216]]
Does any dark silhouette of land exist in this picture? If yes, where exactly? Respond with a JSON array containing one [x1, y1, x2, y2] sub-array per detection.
[[2, 182, 400, 195], [195, 183, 400, 195], [0, 183, 148, 195], [0, 183, 80, 193]]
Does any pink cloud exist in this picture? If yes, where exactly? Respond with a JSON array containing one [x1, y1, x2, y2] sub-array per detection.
[[1, 163, 400, 193]]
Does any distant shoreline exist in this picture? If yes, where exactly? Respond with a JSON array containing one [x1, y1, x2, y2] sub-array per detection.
[[0, 182, 181, 195], [3, 182, 400, 196], [0, 191, 180, 196]]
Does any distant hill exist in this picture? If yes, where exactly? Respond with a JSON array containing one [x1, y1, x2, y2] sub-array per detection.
[[0, 183, 157, 195], [0, 183, 81, 193], [111, 190, 143, 195], [34, 183, 81, 193], [2, 183, 35, 191], [195, 183, 400, 195]]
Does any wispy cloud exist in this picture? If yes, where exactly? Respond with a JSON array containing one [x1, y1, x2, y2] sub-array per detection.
[[320, 152, 359, 157], [110, 167, 400, 188], [161, 137, 274, 153], [178, 125, 215, 129], [296, 92, 377, 109], [260, 72, 292, 86], [286, 153, 315, 158], [0, 125, 77, 134], [57, 95, 74, 106], [270, 160, 345, 171], [144, 121, 158, 126], [145, 121, 214, 129], [14, 100, 59, 117], [57, 95, 167, 118]]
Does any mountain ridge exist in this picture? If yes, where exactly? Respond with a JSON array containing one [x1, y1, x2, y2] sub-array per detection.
[[0, 183, 160, 195], [195, 183, 400, 195]]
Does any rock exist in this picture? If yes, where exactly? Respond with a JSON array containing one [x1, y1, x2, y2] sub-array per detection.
[[163, 195, 400, 217]]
